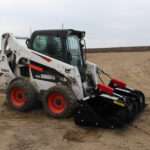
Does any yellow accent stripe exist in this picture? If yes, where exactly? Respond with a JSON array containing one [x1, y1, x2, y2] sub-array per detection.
[[113, 101, 125, 107]]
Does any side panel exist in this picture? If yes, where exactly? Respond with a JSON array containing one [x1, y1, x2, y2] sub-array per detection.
[[86, 61, 100, 87], [31, 78, 56, 91]]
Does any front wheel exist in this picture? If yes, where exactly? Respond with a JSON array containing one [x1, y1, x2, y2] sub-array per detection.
[[42, 85, 78, 118]]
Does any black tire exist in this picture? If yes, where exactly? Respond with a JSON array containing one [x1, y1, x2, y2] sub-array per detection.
[[6, 78, 38, 112], [42, 85, 78, 118]]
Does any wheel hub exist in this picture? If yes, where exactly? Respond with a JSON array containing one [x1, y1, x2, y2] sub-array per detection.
[[10, 88, 26, 108], [48, 93, 67, 114]]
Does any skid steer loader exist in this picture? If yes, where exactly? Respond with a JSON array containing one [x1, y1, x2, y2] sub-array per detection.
[[0, 29, 145, 128]]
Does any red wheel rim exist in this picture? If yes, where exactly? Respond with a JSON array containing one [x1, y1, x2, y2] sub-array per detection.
[[10, 88, 26, 108], [48, 93, 67, 114]]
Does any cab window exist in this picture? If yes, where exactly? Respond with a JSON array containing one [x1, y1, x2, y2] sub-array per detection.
[[66, 35, 83, 68], [32, 35, 63, 59]]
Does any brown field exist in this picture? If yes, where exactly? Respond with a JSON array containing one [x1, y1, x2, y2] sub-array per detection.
[[0, 52, 150, 150]]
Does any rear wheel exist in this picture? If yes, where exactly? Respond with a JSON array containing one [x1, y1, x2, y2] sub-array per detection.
[[42, 85, 78, 118], [6, 78, 38, 112]]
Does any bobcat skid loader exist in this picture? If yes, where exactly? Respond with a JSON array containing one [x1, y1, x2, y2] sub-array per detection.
[[0, 29, 145, 128]]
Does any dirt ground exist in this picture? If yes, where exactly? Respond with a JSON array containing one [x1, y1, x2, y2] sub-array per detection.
[[0, 52, 150, 150]]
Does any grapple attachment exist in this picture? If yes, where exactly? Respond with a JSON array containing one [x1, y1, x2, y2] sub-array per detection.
[[74, 83, 145, 128]]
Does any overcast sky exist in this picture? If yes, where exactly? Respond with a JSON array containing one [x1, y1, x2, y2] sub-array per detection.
[[0, 0, 150, 48]]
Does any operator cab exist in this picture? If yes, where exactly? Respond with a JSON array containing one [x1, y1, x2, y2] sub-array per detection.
[[26, 29, 86, 75]]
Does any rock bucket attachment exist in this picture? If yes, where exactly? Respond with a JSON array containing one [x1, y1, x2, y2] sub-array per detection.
[[74, 88, 145, 128]]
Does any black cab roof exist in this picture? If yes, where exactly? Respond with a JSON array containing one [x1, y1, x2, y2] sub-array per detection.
[[31, 29, 85, 39]]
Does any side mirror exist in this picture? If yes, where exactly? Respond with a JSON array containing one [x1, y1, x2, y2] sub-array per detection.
[[26, 39, 31, 48]]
